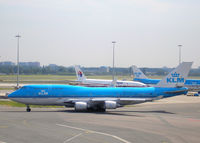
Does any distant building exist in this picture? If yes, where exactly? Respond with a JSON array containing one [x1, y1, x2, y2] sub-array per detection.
[[48, 64, 59, 70], [48, 64, 58, 67], [19, 62, 40, 67], [100, 66, 109, 72], [0, 61, 15, 66]]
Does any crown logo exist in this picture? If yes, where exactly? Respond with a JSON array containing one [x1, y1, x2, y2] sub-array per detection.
[[134, 72, 141, 77], [171, 72, 180, 77], [38, 90, 48, 95]]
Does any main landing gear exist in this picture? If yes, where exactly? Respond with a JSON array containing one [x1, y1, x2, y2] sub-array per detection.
[[26, 105, 31, 112]]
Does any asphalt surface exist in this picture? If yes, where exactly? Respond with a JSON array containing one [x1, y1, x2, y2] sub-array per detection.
[[0, 99, 200, 143]]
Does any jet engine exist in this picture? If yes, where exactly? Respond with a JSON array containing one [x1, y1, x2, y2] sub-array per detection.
[[74, 102, 88, 111], [105, 101, 117, 109]]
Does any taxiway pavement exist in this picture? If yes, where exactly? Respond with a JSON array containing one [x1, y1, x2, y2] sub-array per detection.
[[0, 96, 200, 143]]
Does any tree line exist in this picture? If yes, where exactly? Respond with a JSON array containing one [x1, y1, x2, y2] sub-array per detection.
[[0, 65, 200, 76]]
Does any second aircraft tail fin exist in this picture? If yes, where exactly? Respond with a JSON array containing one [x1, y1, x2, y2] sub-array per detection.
[[74, 65, 86, 81], [132, 65, 148, 79]]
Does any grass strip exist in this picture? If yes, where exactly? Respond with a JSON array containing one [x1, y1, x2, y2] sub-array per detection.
[[0, 100, 64, 108], [0, 87, 15, 90]]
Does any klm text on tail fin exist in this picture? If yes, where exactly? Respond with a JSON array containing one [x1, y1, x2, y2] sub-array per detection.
[[156, 62, 193, 87]]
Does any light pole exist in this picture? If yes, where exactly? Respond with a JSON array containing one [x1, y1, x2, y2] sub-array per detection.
[[178, 45, 182, 65], [112, 41, 116, 81], [16, 34, 21, 88]]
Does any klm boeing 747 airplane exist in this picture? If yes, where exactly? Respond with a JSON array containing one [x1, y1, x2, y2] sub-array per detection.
[[132, 63, 200, 92], [8, 62, 192, 112]]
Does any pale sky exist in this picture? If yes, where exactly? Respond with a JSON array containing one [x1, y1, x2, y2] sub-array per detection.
[[0, 0, 200, 68]]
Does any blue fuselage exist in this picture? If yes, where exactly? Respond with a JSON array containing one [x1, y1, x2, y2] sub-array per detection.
[[8, 84, 187, 99], [134, 78, 160, 85], [134, 78, 200, 88]]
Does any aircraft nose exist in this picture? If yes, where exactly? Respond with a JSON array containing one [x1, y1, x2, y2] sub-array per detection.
[[7, 90, 18, 98], [7, 92, 14, 98], [5, 92, 10, 97]]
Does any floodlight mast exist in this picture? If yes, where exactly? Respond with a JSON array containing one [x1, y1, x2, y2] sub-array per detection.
[[178, 45, 182, 65], [15, 34, 21, 88], [112, 41, 116, 81]]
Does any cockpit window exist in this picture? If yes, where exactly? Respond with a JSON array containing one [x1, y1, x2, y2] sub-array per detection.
[[21, 87, 27, 89]]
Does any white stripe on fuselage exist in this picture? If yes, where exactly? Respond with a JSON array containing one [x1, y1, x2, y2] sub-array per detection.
[[10, 97, 151, 106], [10, 98, 64, 105]]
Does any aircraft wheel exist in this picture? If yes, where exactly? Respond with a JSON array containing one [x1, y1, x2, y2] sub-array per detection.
[[97, 108, 106, 112], [26, 108, 31, 112], [26, 105, 31, 112], [100, 108, 106, 112]]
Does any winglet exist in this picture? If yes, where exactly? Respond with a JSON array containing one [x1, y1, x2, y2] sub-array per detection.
[[155, 62, 193, 87], [132, 65, 148, 79], [74, 65, 86, 81]]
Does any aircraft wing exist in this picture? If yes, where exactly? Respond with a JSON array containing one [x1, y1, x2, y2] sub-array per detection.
[[58, 96, 161, 105], [91, 98, 152, 102]]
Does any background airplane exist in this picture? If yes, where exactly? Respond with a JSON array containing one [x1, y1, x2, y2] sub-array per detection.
[[74, 65, 146, 87], [132, 64, 200, 93], [8, 62, 192, 112]]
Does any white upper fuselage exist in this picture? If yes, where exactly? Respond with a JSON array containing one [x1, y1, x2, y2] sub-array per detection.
[[74, 65, 146, 87], [78, 79, 146, 87]]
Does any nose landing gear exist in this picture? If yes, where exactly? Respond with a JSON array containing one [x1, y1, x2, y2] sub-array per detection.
[[26, 105, 31, 112]]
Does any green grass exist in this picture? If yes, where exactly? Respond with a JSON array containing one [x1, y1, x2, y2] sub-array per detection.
[[0, 101, 25, 107], [0, 75, 133, 83], [0, 74, 130, 81], [0, 87, 15, 90], [0, 75, 76, 81], [0, 100, 64, 108], [0, 74, 200, 84], [0, 74, 159, 82]]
